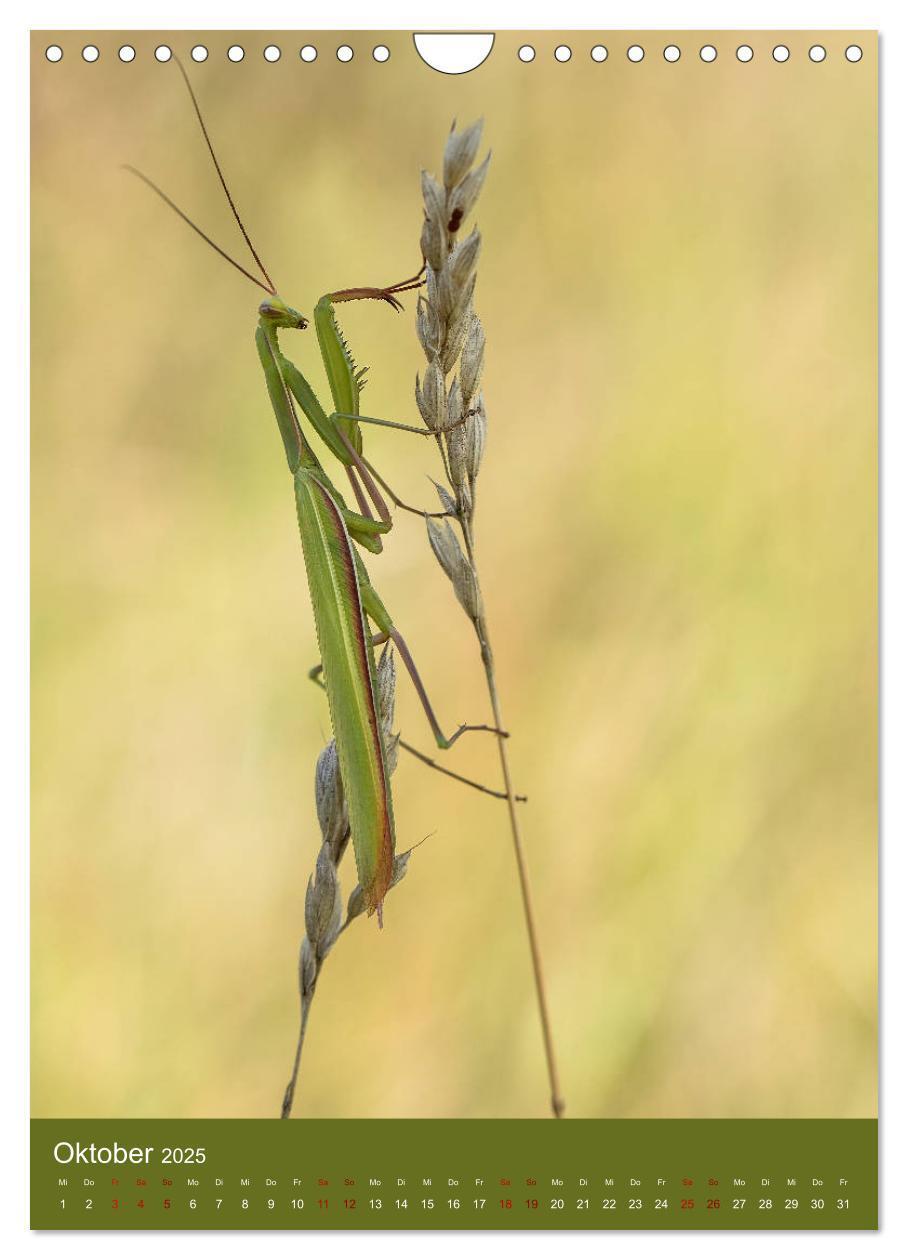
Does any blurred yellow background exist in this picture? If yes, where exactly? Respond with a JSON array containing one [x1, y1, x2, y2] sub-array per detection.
[[31, 31, 876, 1119]]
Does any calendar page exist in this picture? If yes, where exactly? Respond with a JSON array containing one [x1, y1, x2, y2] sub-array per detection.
[[29, 28, 878, 1232]]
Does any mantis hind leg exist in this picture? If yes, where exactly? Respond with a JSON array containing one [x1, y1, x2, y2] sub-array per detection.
[[307, 641, 523, 803], [355, 578, 507, 750], [387, 625, 507, 749]]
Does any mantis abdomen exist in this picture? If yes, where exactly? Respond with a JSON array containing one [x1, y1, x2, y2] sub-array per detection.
[[294, 466, 395, 916]]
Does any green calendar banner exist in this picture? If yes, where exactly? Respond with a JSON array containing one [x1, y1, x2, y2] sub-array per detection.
[[31, 1119, 877, 1230]]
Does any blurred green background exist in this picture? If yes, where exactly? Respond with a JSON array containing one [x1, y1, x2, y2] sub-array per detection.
[[31, 31, 876, 1119]]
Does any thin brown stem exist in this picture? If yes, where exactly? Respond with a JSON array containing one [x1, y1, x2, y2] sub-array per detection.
[[281, 974, 318, 1119], [462, 519, 565, 1120]]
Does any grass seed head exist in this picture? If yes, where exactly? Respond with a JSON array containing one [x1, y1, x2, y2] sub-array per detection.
[[443, 119, 484, 191], [432, 479, 458, 516], [446, 151, 491, 230], [464, 401, 487, 482], [376, 643, 397, 738], [305, 842, 343, 960], [450, 229, 482, 295], [298, 937, 317, 998], [421, 170, 448, 237], [418, 359, 447, 431], [426, 515, 466, 584], [460, 316, 485, 402]]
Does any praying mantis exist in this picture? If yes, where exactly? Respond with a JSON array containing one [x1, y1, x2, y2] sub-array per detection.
[[129, 63, 505, 921]]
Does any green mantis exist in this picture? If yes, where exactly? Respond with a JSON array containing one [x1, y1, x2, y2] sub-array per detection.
[[130, 63, 503, 922]]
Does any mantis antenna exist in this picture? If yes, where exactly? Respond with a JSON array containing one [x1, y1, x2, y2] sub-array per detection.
[[171, 56, 276, 294], [124, 56, 277, 297]]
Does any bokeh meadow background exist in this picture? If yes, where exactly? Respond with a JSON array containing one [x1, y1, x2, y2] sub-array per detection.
[[31, 31, 876, 1118]]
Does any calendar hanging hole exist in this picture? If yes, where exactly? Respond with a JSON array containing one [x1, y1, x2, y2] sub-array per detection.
[[591, 46, 608, 63], [118, 45, 136, 63], [227, 45, 245, 63], [81, 45, 99, 63], [518, 45, 535, 63], [263, 45, 281, 63], [736, 45, 754, 63], [373, 45, 391, 63], [554, 45, 572, 63], [772, 45, 790, 63], [413, 33, 494, 75], [627, 45, 645, 63], [699, 45, 717, 63], [190, 45, 208, 63], [663, 45, 681, 62], [154, 46, 172, 63], [337, 45, 354, 63], [300, 45, 317, 63], [809, 45, 826, 63], [845, 45, 863, 62], [45, 44, 62, 62]]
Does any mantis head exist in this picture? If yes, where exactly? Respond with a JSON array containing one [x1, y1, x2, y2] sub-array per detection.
[[259, 297, 308, 331]]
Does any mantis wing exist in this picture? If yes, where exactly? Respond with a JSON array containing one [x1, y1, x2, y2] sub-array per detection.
[[294, 466, 395, 915]]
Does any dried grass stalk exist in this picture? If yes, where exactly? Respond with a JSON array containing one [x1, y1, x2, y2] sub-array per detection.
[[417, 120, 565, 1119]]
